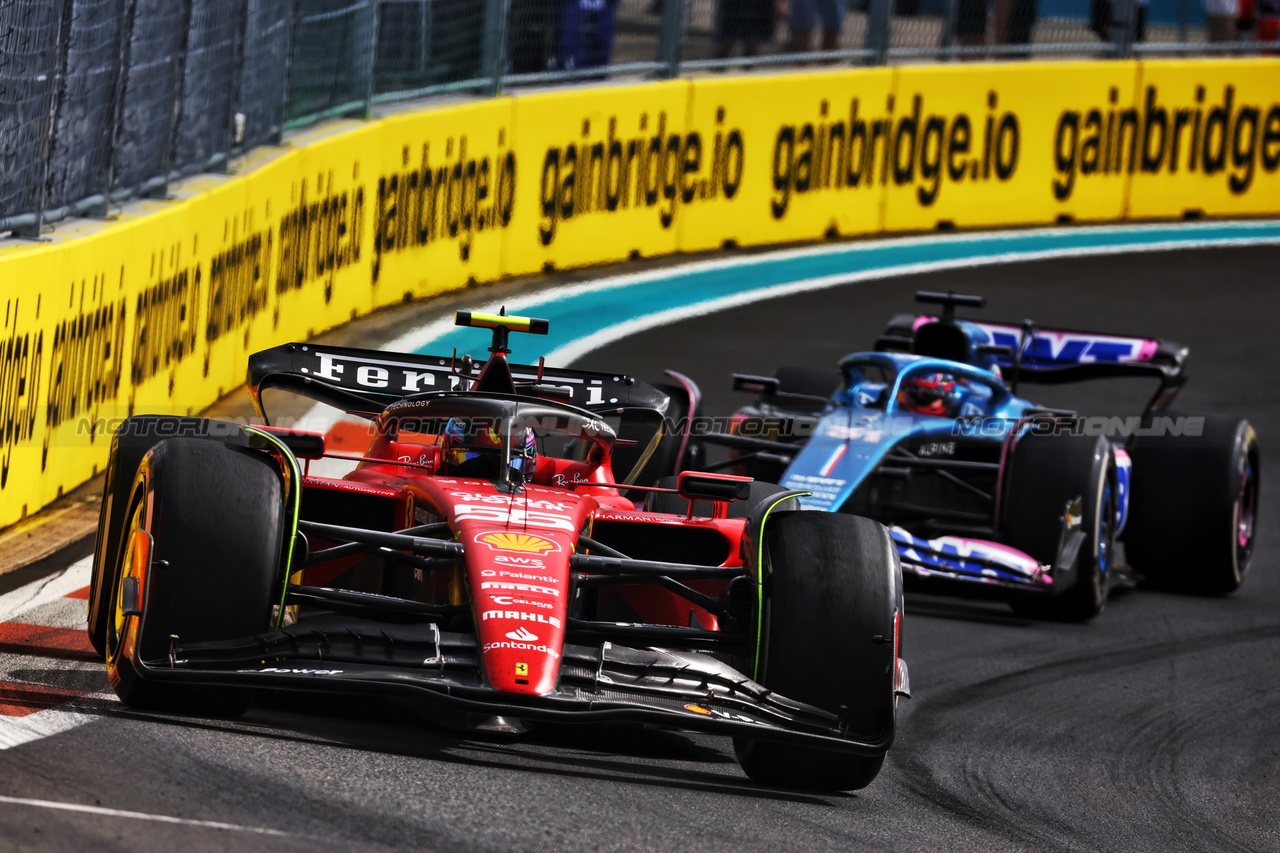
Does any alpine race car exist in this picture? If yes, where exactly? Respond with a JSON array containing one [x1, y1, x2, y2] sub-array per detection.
[[85, 311, 908, 791], [704, 291, 1259, 620]]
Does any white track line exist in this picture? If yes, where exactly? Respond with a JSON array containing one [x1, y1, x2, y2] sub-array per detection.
[[0, 556, 93, 624], [0, 794, 290, 835], [542, 235, 1280, 365], [380, 221, 1280, 359], [0, 705, 109, 751]]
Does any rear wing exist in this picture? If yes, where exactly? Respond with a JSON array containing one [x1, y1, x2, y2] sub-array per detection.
[[246, 342, 671, 420], [879, 312, 1189, 414], [882, 312, 1186, 377]]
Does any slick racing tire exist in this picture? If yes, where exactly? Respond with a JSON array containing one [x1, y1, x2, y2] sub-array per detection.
[[734, 513, 902, 792], [645, 477, 799, 519], [1124, 413, 1259, 595], [105, 438, 282, 715], [1004, 432, 1116, 622], [88, 416, 248, 655]]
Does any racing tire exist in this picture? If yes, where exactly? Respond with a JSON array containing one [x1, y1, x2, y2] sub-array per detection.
[[733, 513, 902, 792], [105, 438, 283, 716], [1004, 432, 1116, 622], [88, 417, 247, 655], [645, 477, 799, 519], [1123, 414, 1259, 595]]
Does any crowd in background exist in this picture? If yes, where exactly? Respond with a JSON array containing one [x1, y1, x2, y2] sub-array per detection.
[[508, 0, 1279, 72]]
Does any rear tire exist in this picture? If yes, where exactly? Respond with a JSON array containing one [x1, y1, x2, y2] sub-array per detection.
[[1004, 432, 1115, 622], [1124, 414, 1259, 594], [105, 438, 283, 715], [88, 417, 247, 654], [733, 513, 901, 791]]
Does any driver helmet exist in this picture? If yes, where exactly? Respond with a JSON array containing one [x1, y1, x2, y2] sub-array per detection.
[[510, 425, 538, 479], [442, 417, 501, 476], [441, 418, 538, 480], [898, 373, 964, 417]]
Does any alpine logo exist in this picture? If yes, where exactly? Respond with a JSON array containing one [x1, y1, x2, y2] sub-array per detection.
[[482, 610, 562, 629], [506, 627, 539, 642]]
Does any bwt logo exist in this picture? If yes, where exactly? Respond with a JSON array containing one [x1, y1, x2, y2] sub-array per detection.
[[981, 329, 1145, 364]]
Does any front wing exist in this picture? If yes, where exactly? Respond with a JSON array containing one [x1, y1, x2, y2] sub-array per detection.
[[131, 616, 896, 757]]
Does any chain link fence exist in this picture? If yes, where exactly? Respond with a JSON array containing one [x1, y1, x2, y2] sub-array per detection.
[[2, 0, 1276, 237]]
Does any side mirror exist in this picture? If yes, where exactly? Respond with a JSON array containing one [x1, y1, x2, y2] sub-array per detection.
[[851, 382, 889, 408], [249, 428, 325, 459], [731, 374, 780, 396], [677, 471, 753, 502]]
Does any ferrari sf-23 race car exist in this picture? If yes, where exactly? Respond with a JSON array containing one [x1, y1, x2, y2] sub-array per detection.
[[86, 311, 908, 791], [708, 291, 1259, 621]]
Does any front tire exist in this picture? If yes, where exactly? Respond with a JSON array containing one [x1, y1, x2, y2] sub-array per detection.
[[88, 417, 247, 654], [1124, 414, 1259, 594], [1004, 432, 1116, 622], [733, 513, 902, 791], [106, 438, 283, 714]]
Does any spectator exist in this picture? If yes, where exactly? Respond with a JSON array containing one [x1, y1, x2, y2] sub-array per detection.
[[1250, 0, 1280, 41], [717, 0, 779, 57], [1205, 0, 1238, 39], [1089, 0, 1148, 45], [994, 0, 1037, 46], [789, 0, 847, 52], [557, 0, 620, 70], [509, 0, 561, 73], [953, 0, 989, 47]]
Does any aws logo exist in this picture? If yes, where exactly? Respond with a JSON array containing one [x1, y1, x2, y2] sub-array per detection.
[[475, 531, 560, 554]]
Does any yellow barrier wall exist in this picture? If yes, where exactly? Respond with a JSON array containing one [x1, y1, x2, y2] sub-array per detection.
[[2, 58, 1278, 527]]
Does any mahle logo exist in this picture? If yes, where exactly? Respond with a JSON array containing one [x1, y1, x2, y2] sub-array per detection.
[[477, 531, 558, 554]]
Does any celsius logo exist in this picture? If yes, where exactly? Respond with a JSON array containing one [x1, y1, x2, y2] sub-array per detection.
[[506, 627, 539, 642], [491, 595, 553, 610]]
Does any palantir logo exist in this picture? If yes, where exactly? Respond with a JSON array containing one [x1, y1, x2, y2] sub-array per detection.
[[506, 627, 539, 642]]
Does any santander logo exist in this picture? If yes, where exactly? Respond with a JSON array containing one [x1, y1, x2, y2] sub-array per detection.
[[506, 627, 539, 642]]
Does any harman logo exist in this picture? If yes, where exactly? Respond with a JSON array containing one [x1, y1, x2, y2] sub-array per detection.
[[506, 627, 539, 642], [476, 531, 560, 554]]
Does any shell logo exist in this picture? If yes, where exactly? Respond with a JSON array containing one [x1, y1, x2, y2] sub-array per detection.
[[478, 531, 558, 554]]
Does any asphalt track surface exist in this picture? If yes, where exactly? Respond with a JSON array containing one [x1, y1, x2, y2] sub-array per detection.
[[1, 245, 1276, 852]]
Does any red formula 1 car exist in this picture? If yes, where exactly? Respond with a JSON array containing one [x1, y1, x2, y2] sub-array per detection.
[[86, 311, 908, 791]]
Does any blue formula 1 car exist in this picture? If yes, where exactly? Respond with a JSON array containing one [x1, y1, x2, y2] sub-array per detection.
[[703, 291, 1259, 620]]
